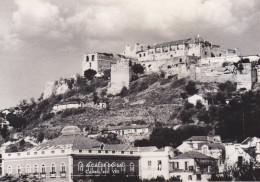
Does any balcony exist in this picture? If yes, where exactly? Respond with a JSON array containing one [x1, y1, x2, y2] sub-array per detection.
[[33, 173, 39, 177], [40, 173, 46, 178], [50, 172, 56, 178], [60, 172, 66, 178]]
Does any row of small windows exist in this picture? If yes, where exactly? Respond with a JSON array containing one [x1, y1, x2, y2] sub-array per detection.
[[78, 162, 135, 173], [86, 55, 95, 62], [7, 163, 66, 174]]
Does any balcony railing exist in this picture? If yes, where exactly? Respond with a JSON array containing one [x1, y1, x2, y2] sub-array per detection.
[[50, 172, 56, 178], [60, 172, 66, 178], [40, 172, 46, 178]]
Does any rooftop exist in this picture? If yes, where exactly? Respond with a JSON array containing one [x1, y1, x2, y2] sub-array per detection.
[[174, 151, 215, 160], [107, 124, 151, 131]]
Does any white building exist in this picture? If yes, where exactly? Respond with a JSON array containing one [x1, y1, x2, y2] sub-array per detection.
[[169, 151, 218, 182], [52, 101, 85, 112], [139, 146, 174, 180], [187, 94, 208, 107], [107, 124, 152, 136]]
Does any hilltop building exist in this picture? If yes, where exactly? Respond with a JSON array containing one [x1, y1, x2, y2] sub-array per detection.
[[82, 53, 123, 77]]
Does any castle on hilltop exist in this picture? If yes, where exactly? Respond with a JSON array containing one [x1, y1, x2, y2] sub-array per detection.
[[81, 36, 260, 94]]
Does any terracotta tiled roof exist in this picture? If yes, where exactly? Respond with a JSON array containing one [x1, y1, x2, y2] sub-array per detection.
[[131, 146, 158, 152], [36, 135, 102, 150], [174, 151, 215, 160], [103, 144, 132, 151]]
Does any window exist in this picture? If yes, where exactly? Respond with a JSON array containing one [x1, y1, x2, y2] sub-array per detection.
[[97, 162, 102, 172], [26, 164, 31, 174], [86, 56, 89, 62], [61, 163, 66, 173], [51, 151, 55, 154], [79, 150, 82, 153], [174, 162, 179, 169], [130, 151, 133, 154], [148, 161, 151, 166], [89, 150, 92, 153], [157, 160, 162, 171], [179, 58, 182, 62], [202, 146, 207, 154], [92, 55, 95, 61], [185, 161, 188, 170], [17, 153, 20, 156], [98, 150, 101, 153], [112, 150, 115, 154], [121, 151, 124, 154], [34, 152, 37, 155], [51, 164, 56, 173], [104, 162, 109, 172], [41, 151, 45, 154], [87, 162, 93, 171], [17, 165, 21, 174], [121, 162, 126, 172], [139, 54, 142, 57], [78, 162, 84, 173], [61, 150, 65, 153], [34, 164, 38, 174], [188, 175, 192, 180], [130, 163, 134, 172], [41, 164, 46, 174], [105, 150, 108, 153], [7, 166, 12, 174]]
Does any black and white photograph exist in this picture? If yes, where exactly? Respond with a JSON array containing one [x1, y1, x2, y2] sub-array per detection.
[[1, 0, 260, 181]]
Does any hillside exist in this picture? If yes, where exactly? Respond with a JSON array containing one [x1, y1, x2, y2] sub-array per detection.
[[1, 73, 260, 149]]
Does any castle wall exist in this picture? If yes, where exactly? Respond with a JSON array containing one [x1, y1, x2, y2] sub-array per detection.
[[108, 59, 131, 95], [237, 63, 252, 90]]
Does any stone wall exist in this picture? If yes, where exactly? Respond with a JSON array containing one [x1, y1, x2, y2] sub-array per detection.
[[108, 59, 131, 95]]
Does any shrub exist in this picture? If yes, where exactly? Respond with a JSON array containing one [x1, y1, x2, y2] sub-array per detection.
[[185, 81, 198, 95], [118, 86, 128, 97], [171, 78, 186, 89], [132, 63, 145, 74], [179, 108, 196, 124], [159, 78, 170, 85]]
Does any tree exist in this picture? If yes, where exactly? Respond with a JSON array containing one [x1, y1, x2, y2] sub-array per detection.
[[134, 139, 149, 147], [93, 92, 99, 104], [118, 86, 128, 97], [132, 63, 145, 74], [185, 81, 198, 95], [103, 69, 111, 80], [195, 100, 204, 109], [179, 109, 195, 124], [37, 132, 45, 143], [84, 69, 97, 80], [6, 113, 26, 129]]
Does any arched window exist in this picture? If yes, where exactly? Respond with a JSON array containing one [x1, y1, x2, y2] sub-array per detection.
[[41, 164, 46, 174], [104, 162, 109, 172], [17, 165, 21, 174], [78, 162, 84, 173], [87, 162, 93, 171], [97, 162, 102, 172], [130, 163, 134, 172], [34, 164, 38, 174], [7, 166, 12, 174], [61, 163, 66, 173], [111, 162, 116, 171], [26, 164, 31, 174], [121, 162, 126, 173], [51, 163, 56, 173]]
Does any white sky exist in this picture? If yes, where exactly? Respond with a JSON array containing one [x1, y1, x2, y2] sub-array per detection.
[[0, 0, 260, 109]]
